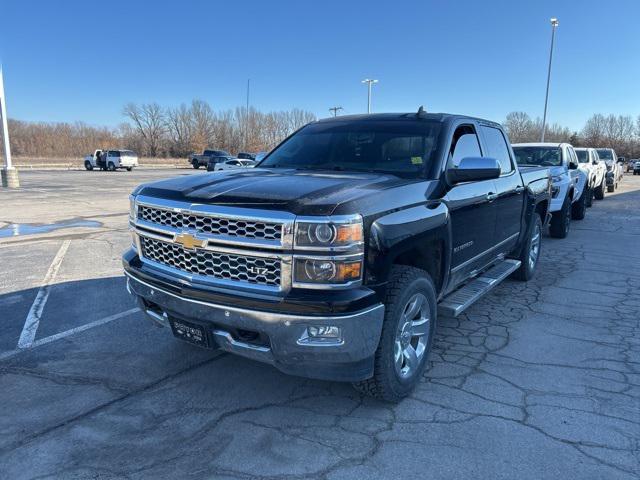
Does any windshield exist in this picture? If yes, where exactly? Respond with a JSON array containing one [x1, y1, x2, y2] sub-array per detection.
[[575, 150, 589, 163], [596, 149, 613, 161], [259, 120, 442, 176], [513, 146, 562, 167]]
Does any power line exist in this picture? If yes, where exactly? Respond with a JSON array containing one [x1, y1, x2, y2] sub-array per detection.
[[329, 106, 343, 117]]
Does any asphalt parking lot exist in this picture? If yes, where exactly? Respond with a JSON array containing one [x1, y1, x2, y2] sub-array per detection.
[[1, 169, 639, 479]]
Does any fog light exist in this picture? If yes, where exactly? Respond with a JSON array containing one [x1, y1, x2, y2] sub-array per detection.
[[298, 325, 343, 345]]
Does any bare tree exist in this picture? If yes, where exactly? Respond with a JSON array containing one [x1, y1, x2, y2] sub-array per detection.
[[122, 102, 166, 156], [504, 112, 534, 143]]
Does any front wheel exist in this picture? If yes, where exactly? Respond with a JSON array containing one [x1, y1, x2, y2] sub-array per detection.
[[594, 180, 605, 200], [84, 161, 93, 171], [571, 188, 587, 220], [192, 160, 200, 169], [353, 266, 436, 402], [550, 196, 571, 238], [607, 183, 615, 193], [512, 214, 542, 281], [126, 167, 133, 172], [107, 162, 116, 172], [586, 187, 593, 207]]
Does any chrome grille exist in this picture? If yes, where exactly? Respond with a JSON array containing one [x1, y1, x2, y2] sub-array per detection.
[[140, 236, 281, 288], [138, 205, 282, 241]]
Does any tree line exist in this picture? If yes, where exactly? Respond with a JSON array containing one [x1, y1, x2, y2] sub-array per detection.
[[4, 100, 316, 158], [503, 112, 640, 159], [4, 105, 640, 160]]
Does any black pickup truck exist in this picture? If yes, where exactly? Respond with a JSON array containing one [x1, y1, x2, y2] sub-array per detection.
[[124, 112, 550, 401]]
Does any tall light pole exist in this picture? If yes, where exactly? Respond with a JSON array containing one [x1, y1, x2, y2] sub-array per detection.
[[0, 65, 19, 188], [361, 78, 378, 114], [329, 106, 343, 117], [541, 17, 559, 142], [245, 78, 250, 150]]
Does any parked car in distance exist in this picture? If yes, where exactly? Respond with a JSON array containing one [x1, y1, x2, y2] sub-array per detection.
[[254, 151, 268, 163], [189, 149, 232, 169], [124, 112, 551, 401], [513, 143, 588, 238], [208, 158, 257, 171], [596, 148, 623, 192], [237, 152, 257, 160], [84, 149, 138, 171], [575, 147, 607, 204], [633, 160, 640, 175]]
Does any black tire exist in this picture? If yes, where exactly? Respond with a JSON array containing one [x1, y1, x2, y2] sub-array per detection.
[[549, 195, 571, 238], [84, 161, 93, 171], [585, 186, 593, 208], [126, 167, 132, 171], [607, 184, 615, 193], [512, 214, 542, 281], [571, 188, 587, 220], [594, 180, 605, 200], [192, 160, 200, 169], [353, 266, 437, 402], [107, 162, 116, 172]]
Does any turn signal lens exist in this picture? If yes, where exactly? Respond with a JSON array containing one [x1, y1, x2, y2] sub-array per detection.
[[294, 258, 362, 285]]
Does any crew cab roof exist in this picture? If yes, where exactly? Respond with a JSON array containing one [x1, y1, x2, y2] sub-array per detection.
[[512, 142, 565, 148], [314, 112, 503, 128]]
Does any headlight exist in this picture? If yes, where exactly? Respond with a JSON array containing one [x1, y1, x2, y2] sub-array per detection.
[[129, 195, 137, 221], [293, 256, 362, 287], [294, 215, 363, 250]]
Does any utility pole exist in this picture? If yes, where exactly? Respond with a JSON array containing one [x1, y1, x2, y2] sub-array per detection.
[[245, 79, 250, 151], [541, 18, 559, 142], [361, 79, 378, 114], [0, 65, 19, 188], [329, 106, 343, 117]]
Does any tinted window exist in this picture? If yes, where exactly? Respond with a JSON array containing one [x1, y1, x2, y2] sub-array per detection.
[[480, 126, 513, 174], [513, 146, 562, 167], [576, 150, 588, 163], [260, 120, 442, 176], [596, 149, 613, 160], [448, 125, 481, 167], [108, 150, 120, 157]]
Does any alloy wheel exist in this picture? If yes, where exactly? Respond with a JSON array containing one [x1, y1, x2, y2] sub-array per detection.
[[529, 222, 541, 270], [394, 293, 431, 379]]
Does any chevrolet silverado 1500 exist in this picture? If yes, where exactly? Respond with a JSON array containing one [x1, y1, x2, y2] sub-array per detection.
[[124, 112, 551, 401]]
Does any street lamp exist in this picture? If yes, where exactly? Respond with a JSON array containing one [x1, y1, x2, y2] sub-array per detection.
[[541, 17, 559, 142], [361, 78, 378, 114]]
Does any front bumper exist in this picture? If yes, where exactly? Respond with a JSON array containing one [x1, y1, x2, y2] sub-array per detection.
[[125, 271, 385, 382]]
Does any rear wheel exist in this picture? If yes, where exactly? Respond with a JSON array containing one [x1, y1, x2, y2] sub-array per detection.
[[84, 161, 93, 171], [512, 214, 542, 281], [550, 195, 571, 238], [353, 266, 436, 402], [192, 160, 200, 169], [571, 188, 587, 220], [126, 167, 133, 172]]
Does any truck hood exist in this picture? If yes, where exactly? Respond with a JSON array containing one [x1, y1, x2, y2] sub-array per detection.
[[137, 168, 425, 216]]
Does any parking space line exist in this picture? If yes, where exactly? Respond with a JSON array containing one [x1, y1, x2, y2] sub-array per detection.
[[17, 240, 71, 349], [1, 307, 140, 361]]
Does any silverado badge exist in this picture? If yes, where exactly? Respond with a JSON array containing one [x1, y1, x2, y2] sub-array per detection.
[[174, 233, 205, 250]]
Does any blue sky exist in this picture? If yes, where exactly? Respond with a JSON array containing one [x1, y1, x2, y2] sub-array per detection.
[[2, 0, 639, 130]]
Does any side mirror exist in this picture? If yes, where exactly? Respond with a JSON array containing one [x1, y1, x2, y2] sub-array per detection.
[[448, 157, 501, 184], [569, 161, 578, 170], [592, 160, 598, 166]]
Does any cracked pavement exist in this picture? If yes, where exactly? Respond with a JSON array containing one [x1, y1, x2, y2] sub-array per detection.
[[0, 170, 638, 479]]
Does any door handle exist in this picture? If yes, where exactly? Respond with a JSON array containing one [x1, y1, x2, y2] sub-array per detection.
[[486, 192, 499, 201], [514, 185, 525, 193]]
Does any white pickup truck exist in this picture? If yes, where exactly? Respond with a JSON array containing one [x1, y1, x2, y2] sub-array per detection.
[[575, 147, 607, 204], [513, 143, 588, 238], [84, 149, 138, 171]]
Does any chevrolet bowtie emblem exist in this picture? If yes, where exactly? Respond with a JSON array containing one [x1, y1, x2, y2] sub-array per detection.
[[174, 233, 205, 250]]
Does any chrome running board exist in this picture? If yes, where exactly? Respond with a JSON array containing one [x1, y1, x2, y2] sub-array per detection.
[[438, 259, 521, 317]]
